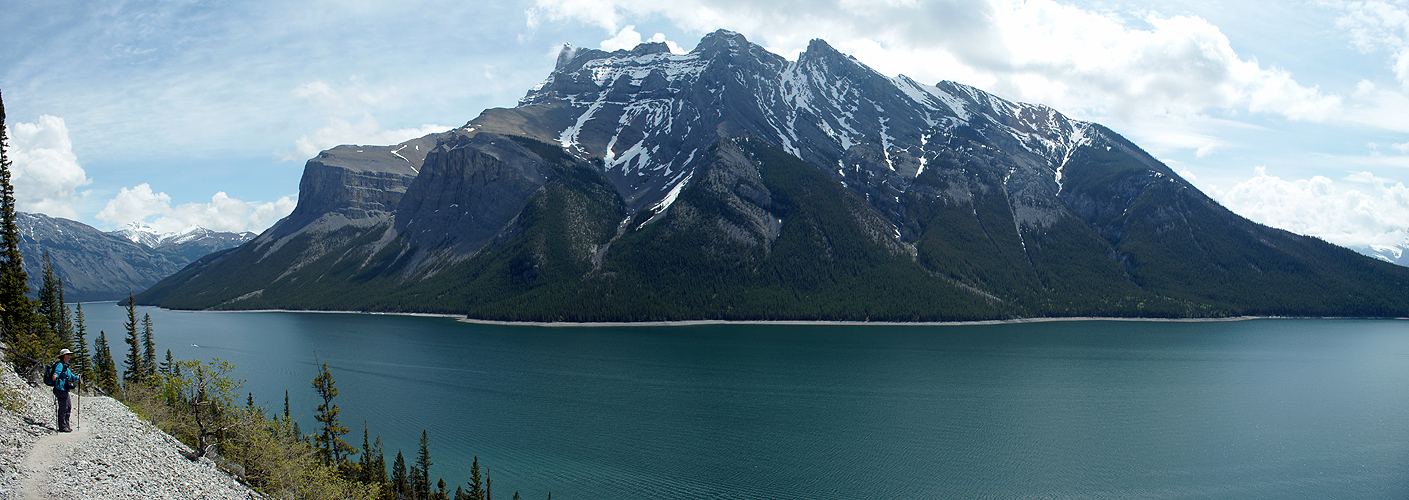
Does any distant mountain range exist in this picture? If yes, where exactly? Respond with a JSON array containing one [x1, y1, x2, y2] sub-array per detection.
[[138, 30, 1409, 320], [18, 213, 253, 302]]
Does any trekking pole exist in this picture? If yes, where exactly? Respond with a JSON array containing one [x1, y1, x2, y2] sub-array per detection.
[[74, 379, 80, 430]]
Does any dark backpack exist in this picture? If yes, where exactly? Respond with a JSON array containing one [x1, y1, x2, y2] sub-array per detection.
[[43, 361, 58, 387]]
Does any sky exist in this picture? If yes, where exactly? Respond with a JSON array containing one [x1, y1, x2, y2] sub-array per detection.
[[1, 0, 1407, 254]]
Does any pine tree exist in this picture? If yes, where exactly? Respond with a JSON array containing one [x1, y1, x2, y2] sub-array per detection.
[[159, 349, 175, 376], [359, 424, 373, 484], [140, 313, 156, 377], [57, 281, 71, 344], [485, 473, 491, 500], [466, 456, 483, 500], [37, 252, 63, 339], [391, 451, 408, 499], [373, 436, 387, 495], [456, 486, 467, 500], [312, 362, 354, 468], [93, 330, 118, 395], [0, 90, 38, 365], [436, 478, 448, 500], [415, 430, 433, 500], [512, 492, 521, 500], [121, 295, 141, 383], [71, 303, 93, 385]]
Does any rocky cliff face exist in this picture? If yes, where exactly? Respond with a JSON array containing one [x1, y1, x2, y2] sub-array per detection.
[[137, 31, 1409, 319]]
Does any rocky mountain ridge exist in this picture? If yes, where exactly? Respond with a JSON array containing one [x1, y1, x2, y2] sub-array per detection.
[[18, 212, 253, 301], [137, 30, 1409, 320]]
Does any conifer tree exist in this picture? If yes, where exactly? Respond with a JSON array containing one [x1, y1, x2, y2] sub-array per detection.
[[372, 436, 387, 495], [0, 90, 38, 365], [359, 424, 373, 483], [159, 349, 175, 376], [37, 252, 63, 339], [121, 295, 141, 383], [391, 451, 408, 499], [436, 479, 448, 500], [312, 362, 354, 468], [415, 430, 433, 500], [141, 313, 156, 377], [93, 330, 119, 395], [455, 487, 467, 500], [466, 456, 483, 500], [71, 303, 93, 384]]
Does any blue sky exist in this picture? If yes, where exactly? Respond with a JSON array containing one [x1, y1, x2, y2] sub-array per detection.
[[2, 0, 1408, 254]]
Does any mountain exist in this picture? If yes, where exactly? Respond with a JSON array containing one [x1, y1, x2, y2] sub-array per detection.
[[17, 213, 253, 301], [137, 30, 1409, 320], [113, 223, 258, 262], [1351, 243, 1409, 267]]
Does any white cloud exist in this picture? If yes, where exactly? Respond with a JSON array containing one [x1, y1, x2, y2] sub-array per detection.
[[1333, 0, 1409, 88], [282, 79, 451, 161], [598, 25, 685, 53], [529, 0, 1342, 158], [96, 183, 296, 233], [1395, 141, 1409, 153], [539, 0, 1334, 119], [287, 115, 449, 161], [1219, 166, 1409, 248], [5, 115, 93, 219]]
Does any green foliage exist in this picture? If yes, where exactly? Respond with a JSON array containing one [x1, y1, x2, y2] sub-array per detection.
[[414, 429, 433, 499], [70, 303, 93, 387], [312, 362, 355, 468], [91, 330, 120, 396], [126, 356, 378, 500], [121, 295, 142, 383], [141, 313, 156, 378]]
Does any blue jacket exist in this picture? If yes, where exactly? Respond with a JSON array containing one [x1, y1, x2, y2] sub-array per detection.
[[51, 360, 76, 392]]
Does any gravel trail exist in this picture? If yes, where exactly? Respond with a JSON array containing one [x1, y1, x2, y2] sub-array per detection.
[[1, 354, 260, 500]]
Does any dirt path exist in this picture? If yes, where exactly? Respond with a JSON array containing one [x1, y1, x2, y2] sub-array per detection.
[[17, 397, 89, 500]]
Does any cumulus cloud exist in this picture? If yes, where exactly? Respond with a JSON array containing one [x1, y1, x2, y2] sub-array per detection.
[[1333, 0, 1409, 88], [530, 0, 1340, 129], [5, 115, 92, 219], [599, 25, 685, 53], [282, 79, 450, 161], [1219, 166, 1409, 249], [96, 183, 296, 233]]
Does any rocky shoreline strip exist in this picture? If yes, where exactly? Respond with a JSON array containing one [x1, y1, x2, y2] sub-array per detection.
[[0, 356, 259, 500]]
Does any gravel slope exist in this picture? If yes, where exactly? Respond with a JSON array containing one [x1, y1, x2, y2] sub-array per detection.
[[0, 354, 260, 499]]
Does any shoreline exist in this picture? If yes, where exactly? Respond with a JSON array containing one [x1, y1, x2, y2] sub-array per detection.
[[111, 303, 1405, 326]]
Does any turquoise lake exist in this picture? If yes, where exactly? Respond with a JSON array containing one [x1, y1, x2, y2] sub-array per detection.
[[79, 303, 1409, 499]]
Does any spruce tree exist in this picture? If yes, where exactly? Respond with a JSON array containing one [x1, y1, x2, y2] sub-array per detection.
[[37, 252, 62, 338], [0, 89, 37, 363], [140, 313, 156, 377], [415, 430, 433, 500], [159, 349, 175, 376], [466, 456, 483, 500], [93, 330, 118, 395], [71, 303, 93, 385], [456, 486, 467, 500], [359, 424, 373, 483], [121, 295, 141, 383], [312, 362, 354, 468], [57, 281, 71, 344], [372, 436, 387, 495], [436, 479, 448, 500], [391, 451, 408, 499]]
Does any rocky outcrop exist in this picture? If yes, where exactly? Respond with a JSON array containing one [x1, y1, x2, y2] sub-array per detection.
[[395, 132, 551, 259]]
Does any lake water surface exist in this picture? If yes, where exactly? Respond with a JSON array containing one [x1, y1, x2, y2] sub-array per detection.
[[79, 303, 1409, 499]]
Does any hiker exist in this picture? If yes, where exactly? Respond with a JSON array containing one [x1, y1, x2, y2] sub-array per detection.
[[48, 348, 77, 432]]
